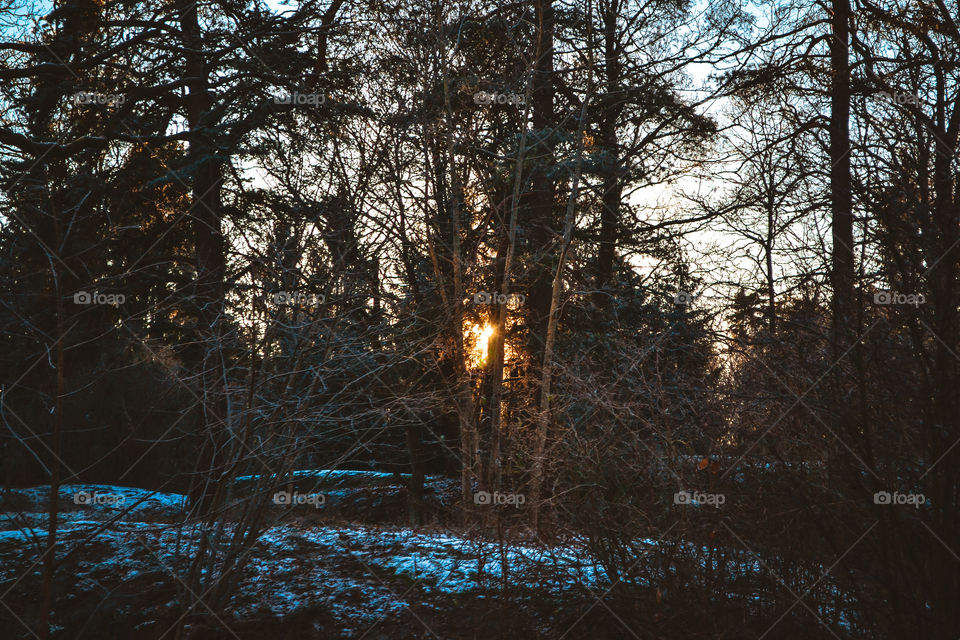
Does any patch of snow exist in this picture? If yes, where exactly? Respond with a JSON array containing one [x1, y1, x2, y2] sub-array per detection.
[[3, 484, 186, 517]]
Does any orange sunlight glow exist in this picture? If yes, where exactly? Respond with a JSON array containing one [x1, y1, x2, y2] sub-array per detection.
[[464, 322, 495, 368]]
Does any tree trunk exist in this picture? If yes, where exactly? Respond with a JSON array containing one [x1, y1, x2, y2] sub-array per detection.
[[595, 0, 623, 310], [830, 0, 854, 358], [179, 0, 227, 517], [525, 0, 556, 367], [405, 422, 426, 525], [928, 113, 960, 639], [39, 195, 66, 640], [529, 31, 594, 532]]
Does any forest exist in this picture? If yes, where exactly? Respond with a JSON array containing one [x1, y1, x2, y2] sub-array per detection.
[[0, 0, 957, 637]]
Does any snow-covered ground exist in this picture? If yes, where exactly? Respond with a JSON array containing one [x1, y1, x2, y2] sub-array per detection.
[[3, 483, 187, 516], [0, 480, 857, 636], [0, 481, 607, 635]]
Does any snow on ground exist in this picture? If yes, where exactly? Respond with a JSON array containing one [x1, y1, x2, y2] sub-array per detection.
[[288, 525, 606, 594], [2, 484, 187, 517], [0, 483, 608, 633], [0, 518, 602, 634], [0, 482, 857, 633]]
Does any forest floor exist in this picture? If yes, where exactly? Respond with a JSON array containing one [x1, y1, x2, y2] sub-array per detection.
[[0, 476, 660, 640]]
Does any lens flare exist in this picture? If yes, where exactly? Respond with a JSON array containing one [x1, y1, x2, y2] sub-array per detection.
[[465, 323, 495, 368]]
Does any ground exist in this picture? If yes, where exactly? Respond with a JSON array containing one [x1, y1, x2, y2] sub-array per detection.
[[0, 476, 647, 640]]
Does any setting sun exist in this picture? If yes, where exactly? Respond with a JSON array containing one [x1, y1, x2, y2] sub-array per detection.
[[464, 322, 495, 368]]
